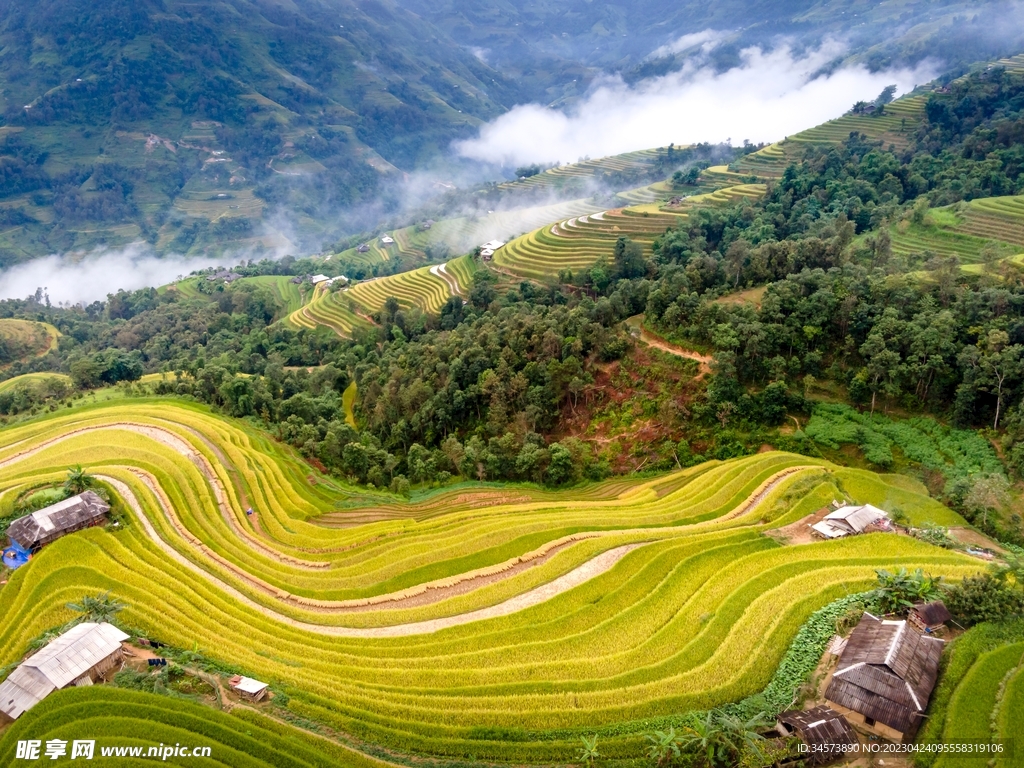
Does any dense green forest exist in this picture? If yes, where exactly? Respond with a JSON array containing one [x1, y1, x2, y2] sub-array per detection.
[[3, 68, 1024, 545]]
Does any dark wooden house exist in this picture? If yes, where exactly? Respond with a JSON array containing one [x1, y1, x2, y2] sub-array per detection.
[[825, 613, 943, 742], [908, 601, 952, 633], [777, 706, 859, 764], [6, 491, 110, 552]]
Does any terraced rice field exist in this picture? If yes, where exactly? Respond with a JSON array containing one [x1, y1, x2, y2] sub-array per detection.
[[0, 688, 385, 767], [0, 399, 980, 762], [239, 276, 311, 316], [494, 186, 765, 280], [0, 372, 72, 395], [0, 318, 60, 363], [957, 195, 1024, 247], [733, 96, 928, 177], [288, 255, 475, 336], [498, 147, 678, 194], [915, 621, 1024, 767]]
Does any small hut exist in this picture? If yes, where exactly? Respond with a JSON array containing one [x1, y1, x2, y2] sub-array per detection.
[[908, 601, 952, 633], [229, 675, 269, 702], [812, 504, 888, 539], [6, 491, 110, 552], [356, 243, 370, 253], [777, 706, 859, 764], [0, 623, 129, 723], [825, 613, 943, 742]]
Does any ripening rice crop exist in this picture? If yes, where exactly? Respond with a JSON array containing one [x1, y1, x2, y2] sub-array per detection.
[[0, 399, 981, 762]]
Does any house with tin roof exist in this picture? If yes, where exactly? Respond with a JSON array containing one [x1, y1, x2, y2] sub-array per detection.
[[825, 613, 943, 742], [0, 623, 129, 723]]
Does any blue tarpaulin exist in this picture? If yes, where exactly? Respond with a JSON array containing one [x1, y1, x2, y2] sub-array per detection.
[[2, 540, 31, 569]]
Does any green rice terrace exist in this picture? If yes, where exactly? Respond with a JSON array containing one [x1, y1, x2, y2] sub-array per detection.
[[0, 399, 989, 763], [494, 184, 765, 280]]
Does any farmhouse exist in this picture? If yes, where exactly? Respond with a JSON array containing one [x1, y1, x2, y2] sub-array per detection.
[[380, 235, 394, 245], [207, 270, 241, 283], [6, 491, 110, 552], [0, 623, 129, 723], [230, 675, 269, 702], [357, 243, 370, 253], [812, 504, 888, 539], [825, 613, 943, 742], [908, 601, 952, 633], [479, 239, 505, 251], [310, 274, 331, 285], [776, 706, 859, 764]]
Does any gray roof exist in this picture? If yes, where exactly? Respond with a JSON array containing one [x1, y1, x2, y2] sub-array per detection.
[[0, 623, 128, 720], [825, 614, 943, 734], [6, 491, 109, 549], [778, 706, 858, 763]]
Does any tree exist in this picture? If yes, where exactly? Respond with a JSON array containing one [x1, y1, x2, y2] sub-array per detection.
[[874, 568, 944, 614], [944, 574, 1024, 625], [613, 236, 647, 280], [964, 331, 1024, 429], [963, 473, 1010, 527], [66, 591, 126, 625], [578, 735, 600, 767], [64, 465, 94, 495]]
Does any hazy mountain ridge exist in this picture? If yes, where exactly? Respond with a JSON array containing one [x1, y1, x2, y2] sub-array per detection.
[[0, 0, 520, 264]]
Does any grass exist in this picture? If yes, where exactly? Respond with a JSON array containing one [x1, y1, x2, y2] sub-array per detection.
[[0, 318, 60, 365], [0, 687, 388, 767], [342, 381, 358, 429], [0, 372, 72, 395], [0, 397, 982, 762], [915, 620, 1024, 768]]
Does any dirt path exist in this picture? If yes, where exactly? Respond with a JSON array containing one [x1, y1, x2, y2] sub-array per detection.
[[429, 263, 461, 295], [637, 328, 712, 377], [0, 422, 326, 569], [89, 465, 812, 635]]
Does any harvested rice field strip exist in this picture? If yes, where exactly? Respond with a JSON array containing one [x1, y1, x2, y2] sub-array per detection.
[[0, 400, 980, 762]]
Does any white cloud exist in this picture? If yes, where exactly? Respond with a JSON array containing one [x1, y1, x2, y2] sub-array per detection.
[[0, 244, 225, 305], [646, 29, 728, 60], [454, 39, 937, 167]]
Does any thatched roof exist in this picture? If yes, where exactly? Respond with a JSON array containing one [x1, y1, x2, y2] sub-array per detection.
[[825, 613, 943, 735]]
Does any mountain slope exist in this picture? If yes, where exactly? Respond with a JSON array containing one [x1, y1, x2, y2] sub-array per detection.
[[0, 0, 521, 264]]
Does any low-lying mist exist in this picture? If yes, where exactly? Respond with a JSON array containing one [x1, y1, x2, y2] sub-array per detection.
[[455, 38, 938, 167], [0, 245, 226, 305]]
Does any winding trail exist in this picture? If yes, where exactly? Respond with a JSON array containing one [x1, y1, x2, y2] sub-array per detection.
[[429, 263, 462, 295], [2, 419, 815, 635], [0, 421, 327, 569]]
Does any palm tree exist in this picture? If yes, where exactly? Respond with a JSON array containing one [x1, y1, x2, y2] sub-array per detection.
[[66, 591, 125, 624], [645, 727, 681, 766], [64, 465, 94, 496], [578, 735, 600, 767]]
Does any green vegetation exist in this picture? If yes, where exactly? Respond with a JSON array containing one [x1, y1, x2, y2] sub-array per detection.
[[0, 403, 980, 762], [916, 620, 1024, 767], [0, 687, 386, 767]]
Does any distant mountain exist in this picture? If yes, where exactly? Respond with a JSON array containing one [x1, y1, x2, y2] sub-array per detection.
[[396, 0, 1024, 104], [0, 0, 522, 264]]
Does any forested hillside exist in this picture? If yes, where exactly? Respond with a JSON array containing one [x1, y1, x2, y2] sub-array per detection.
[[3, 64, 1024, 546], [0, 0, 520, 264]]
